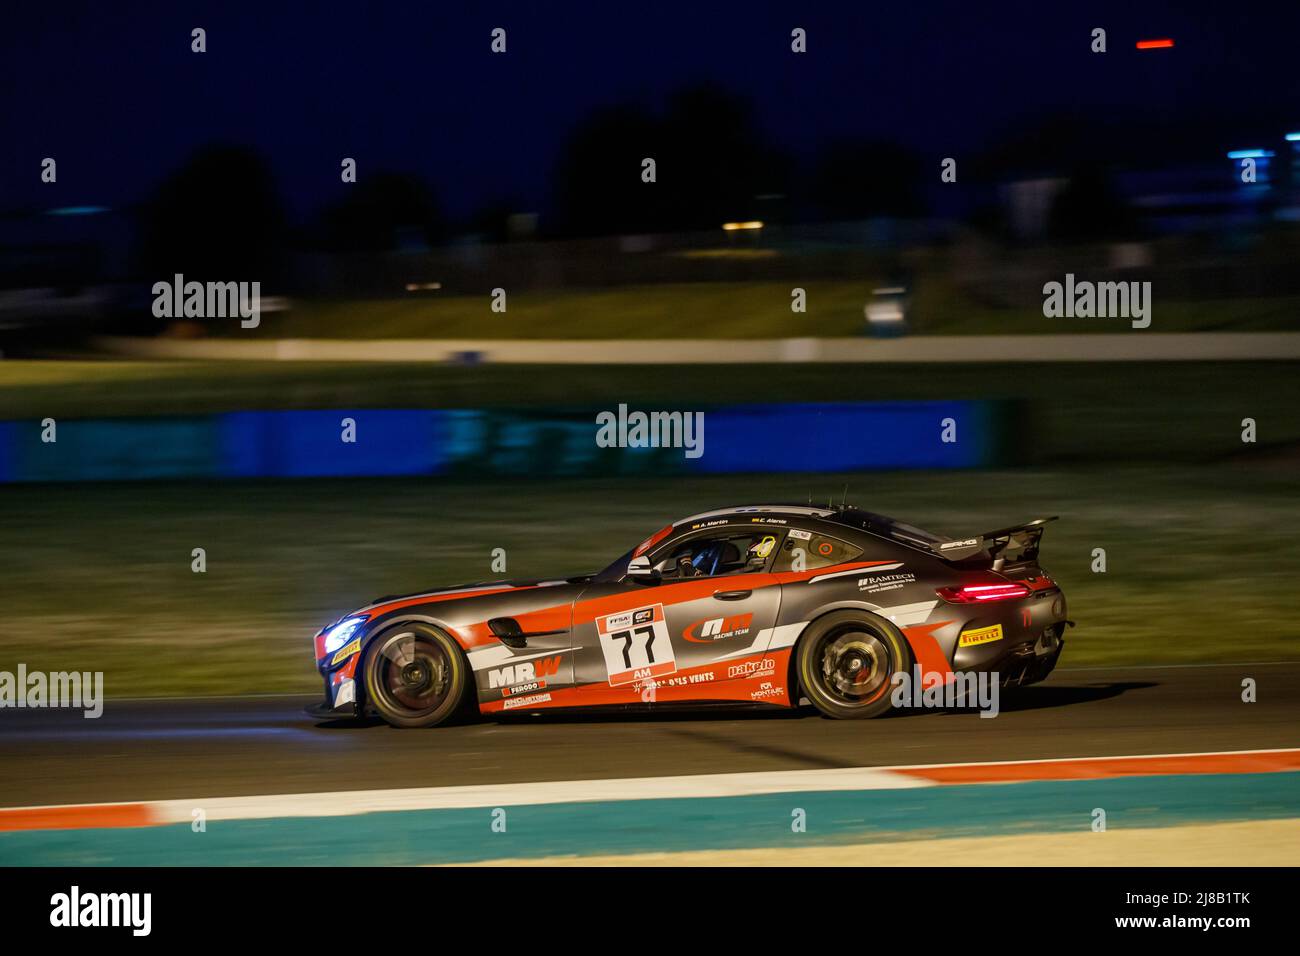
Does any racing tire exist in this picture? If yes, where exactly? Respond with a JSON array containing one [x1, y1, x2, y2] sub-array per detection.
[[795, 610, 912, 719], [363, 623, 468, 728]]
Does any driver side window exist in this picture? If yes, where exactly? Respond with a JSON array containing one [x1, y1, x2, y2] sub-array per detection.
[[657, 530, 780, 579]]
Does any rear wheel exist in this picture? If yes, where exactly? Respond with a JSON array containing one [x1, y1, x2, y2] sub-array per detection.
[[796, 611, 911, 719], [363, 624, 467, 728]]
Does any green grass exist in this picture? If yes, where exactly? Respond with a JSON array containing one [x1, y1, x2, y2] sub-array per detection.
[[0, 465, 1295, 697], [228, 282, 1300, 339], [3, 359, 1297, 464]]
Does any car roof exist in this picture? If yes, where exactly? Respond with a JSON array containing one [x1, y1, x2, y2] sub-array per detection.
[[671, 504, 950, 550], [674, 504, 836, 527]]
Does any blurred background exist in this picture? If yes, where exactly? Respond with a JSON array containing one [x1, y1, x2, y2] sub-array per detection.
[[1, 1, 1297, 697]]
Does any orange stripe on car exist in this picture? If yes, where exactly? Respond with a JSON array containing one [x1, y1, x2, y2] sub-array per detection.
[[900, 621, 955, 686]]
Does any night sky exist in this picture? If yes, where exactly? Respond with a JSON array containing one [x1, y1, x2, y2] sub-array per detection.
[[4, 1, 1298, 221]]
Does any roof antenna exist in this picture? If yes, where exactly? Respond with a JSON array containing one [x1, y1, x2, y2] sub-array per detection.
[[841, 483, 849, 509]]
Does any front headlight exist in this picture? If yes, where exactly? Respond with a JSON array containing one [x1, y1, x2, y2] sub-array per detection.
[[323, 616, 367, 654]]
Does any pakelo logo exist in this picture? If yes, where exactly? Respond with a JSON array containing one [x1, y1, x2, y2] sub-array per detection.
[[50, 886, 151, 936], [488, 656, 562, 694], [728, 657, 777, 679], [683, 613, 753, 643]]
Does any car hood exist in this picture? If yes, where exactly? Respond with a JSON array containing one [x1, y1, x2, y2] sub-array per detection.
[[350, 576, 593, 621]]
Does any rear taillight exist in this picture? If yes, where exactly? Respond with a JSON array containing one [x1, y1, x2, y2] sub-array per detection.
[[936, 582, 1031, 603]]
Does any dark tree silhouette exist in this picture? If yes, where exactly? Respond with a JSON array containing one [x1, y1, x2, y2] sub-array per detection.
[[657, 86, 789, 230], [313, 172, 444, 252], [1047, 165, 1139, 242], [552, 86, 789, 236], [136, 145, 286, 279], [810, 138, 926, 220], [552, 103, 666, 236]]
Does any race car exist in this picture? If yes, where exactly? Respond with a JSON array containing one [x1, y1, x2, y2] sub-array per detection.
[[309, 504, 1069, 727]]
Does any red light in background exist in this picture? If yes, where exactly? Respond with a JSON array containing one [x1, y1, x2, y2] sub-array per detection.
[[1136, 39, 1175, 50]]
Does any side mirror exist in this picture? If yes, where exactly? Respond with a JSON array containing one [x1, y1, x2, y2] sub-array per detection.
[[626, 555, 661, 584]]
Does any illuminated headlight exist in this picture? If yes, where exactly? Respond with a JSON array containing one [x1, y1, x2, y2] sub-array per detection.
[[323, 617, 367, 654]]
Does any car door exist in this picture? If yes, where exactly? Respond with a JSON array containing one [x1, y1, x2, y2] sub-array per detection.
[[570, 525, 784, 704]]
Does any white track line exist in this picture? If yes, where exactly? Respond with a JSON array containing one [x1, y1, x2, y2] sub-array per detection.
[[5, 747, 1298, 826]]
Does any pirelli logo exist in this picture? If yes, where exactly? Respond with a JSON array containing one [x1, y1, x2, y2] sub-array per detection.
[[958, 624, 1003, 647], [330, 638, 361, 666]]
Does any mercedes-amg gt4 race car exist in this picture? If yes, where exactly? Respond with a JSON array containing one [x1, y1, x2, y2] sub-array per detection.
[[309, 504, 1069, 727]]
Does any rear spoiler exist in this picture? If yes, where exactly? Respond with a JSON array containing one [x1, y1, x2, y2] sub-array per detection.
[[931, 517, 1058, 568]]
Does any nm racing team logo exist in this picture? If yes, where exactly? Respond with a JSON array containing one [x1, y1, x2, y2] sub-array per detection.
[[682, 613, 753, 643]]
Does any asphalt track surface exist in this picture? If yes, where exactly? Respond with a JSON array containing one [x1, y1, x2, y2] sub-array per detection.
[[3, 663, 1298, 809]]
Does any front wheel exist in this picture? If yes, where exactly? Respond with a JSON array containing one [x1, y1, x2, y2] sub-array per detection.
[[796, 611, 912, 719], [363, 623, 467, 728]]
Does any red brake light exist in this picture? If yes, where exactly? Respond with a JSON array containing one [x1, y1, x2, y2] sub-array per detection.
[[936, 582, 1031, 603]]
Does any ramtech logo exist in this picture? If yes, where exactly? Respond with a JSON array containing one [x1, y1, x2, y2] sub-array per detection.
[[488, 656, 561, 691], [683, 613, 752, 643]]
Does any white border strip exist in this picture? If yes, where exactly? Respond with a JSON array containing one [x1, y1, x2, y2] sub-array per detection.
[[7, 747, 1297, 826]]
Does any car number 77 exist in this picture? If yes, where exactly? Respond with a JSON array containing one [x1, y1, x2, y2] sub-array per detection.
[[597, 604, 678, 686], [608, 625, 658, 669]]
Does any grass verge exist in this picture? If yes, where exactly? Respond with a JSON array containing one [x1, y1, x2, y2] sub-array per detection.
[[237, 283, 1300, 339]]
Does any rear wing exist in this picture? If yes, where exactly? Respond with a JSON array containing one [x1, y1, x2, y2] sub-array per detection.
[[931, 517, 1058, 568]]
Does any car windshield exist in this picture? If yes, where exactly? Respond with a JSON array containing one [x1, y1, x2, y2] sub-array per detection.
[[591, 547, 636, 582]]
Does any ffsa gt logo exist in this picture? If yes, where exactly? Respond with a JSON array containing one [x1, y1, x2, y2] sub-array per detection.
[[683, 613, 753, 643]]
